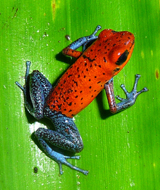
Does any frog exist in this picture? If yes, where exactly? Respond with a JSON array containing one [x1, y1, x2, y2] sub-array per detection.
[[15, 25, 148, 175]]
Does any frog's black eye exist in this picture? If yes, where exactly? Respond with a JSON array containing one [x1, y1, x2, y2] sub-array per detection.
[[115, 50, 129, 65]]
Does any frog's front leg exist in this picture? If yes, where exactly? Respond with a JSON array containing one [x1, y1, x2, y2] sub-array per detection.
[[35, 110, 89, 175], [15, 61, 52, 119], [105, 74, 148, 113], [62, 25, 101, 58]]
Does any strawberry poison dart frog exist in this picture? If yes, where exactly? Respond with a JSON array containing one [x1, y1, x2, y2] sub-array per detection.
[[16, 25, 148, 175]]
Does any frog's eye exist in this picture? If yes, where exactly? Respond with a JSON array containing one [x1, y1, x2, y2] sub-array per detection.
[[108, 47, 130, 66], [115, 50, 129, 65]]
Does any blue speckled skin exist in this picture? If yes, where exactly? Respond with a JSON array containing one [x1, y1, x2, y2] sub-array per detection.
[[15, 26, 148, 175]]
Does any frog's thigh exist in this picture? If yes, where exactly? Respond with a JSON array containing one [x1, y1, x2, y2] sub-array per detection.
[[35, 127, 83, 152], [35, 115, 83, 152], [30, 70, 52, 99]]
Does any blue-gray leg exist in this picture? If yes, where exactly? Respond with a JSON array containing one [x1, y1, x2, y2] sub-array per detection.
[[35, 110, 88, 175], [70, 25, 101, 51], [15, 61, 52, 119], [105, 74, 148, 113], [35, 108, 88, 175], [37, 137, 88, 175], [62, 25, 101, 58]]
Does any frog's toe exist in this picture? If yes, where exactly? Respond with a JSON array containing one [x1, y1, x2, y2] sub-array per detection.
[[57, 154, 88, 175]]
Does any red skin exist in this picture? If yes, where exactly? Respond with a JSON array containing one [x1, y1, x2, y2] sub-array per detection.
[[46, 29, 135, 118]]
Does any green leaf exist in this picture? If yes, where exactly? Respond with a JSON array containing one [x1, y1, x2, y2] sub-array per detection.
[[0, 0, 159, 189]]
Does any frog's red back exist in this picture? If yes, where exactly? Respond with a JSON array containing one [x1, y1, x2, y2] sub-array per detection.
[[46, 29, 135, 117]]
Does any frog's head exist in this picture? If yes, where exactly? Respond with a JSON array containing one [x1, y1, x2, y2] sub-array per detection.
[[99, 29, 135, 76]]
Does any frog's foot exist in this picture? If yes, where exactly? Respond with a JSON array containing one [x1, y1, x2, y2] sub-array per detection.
[[57, 154, 89, 175], [82, 25, 102, 51], [15, 61, 31, 93], [116, 74, 148, 111], [89, 25, 102, 38], [38, 137, 89, 175]]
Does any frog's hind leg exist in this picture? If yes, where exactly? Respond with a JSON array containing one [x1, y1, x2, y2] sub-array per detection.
[[34, 110, 88, 175], [15, 61, 52, 119], [37, 135, 88, 175]]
